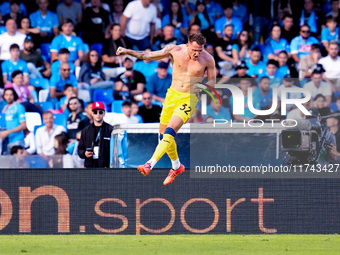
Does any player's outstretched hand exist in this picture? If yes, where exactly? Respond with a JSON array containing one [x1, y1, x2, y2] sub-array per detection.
[[116, 46, 127, 55], [192, 83, 206, 93]]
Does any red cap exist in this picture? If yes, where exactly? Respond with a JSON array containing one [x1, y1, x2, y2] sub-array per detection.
[[92, 102, 105, 111]]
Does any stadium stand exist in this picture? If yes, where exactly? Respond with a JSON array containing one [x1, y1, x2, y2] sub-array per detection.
[[0, 0, 338, 162]]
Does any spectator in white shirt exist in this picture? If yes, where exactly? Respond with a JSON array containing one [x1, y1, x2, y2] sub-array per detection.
[[318, 41, 340, 91], [107, 101, 139, 125], [303, 64, 332, 107], [0, 18, 26, 61], [35, 111, 66, 156], [120, 0, 157, 50]]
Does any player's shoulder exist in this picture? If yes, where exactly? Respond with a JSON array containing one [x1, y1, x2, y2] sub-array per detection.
[[164, 44, 182, 53], [202, 50, 215, 65]]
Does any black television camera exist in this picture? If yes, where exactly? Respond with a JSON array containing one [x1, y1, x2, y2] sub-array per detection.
[[281, 113, 339, 165]]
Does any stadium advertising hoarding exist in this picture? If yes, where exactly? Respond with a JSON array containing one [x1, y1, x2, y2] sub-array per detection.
[[0, 169, 339, 235]]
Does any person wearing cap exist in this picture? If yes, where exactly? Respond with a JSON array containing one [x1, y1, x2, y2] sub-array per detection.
[[304, 64, 332, 107], [228, 60, 252, 81], [221, 59, 254, 88], [147, 61, 172, 103], [114, 55, 146, 100], [215, 2, 242, 39], [78, 102, 114, 168], [19, 35, 51, 79], [1, 43, 29, 85]]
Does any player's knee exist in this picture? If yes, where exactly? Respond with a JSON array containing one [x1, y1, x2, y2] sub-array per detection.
[[164, 127, 176, 138]]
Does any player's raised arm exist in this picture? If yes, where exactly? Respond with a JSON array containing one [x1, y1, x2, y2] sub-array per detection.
[[205, 55, 216, 88], [116, 45, 176, 61]]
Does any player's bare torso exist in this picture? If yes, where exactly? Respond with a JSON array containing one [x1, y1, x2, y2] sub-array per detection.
[[169, 44, 213, 94]]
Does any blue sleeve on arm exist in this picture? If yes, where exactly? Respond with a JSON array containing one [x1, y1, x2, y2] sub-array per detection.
[[50, 36, 59, 51], [321, 28, 328, 42], [18, 104, 26, 122], [50, 75, 57, 88]]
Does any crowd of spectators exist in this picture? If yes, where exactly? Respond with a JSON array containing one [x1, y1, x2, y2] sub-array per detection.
[[1, 0, 340, 164]]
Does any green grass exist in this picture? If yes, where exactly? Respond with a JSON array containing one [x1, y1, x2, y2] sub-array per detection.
[[0, 235, 339, 255]]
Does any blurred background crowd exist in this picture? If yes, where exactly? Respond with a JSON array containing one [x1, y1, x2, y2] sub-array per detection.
[[0, 0, 340, 161]]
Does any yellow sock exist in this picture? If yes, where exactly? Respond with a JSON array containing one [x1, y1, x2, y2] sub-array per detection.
[[152, 134, 174, 161], [167, 139, 178, 161]]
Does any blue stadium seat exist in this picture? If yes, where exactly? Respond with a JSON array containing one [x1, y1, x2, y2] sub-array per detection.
[[38, 101, 54, 111], [0, 113, 6, 129], [25, 112, 42, 132], [29, 78, 50, 90], [93, 89, 114, 111], [34, 124, 44, 135], [30, 89, 38, 103], [53, 113, 67, 130], [253, 44, 264, 55], [25, 156, 48, 168], [136, 114, 143, 123], [40, 43, 51, 63], [91, 43, 103, 55], [152, 101, 163, 108], [330, 102, 338, 112], [112, 100, 124, 113], [334, 91, 340, 99]]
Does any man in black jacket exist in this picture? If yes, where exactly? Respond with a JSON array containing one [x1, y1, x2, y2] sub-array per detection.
[[78, 101, 113, 168]]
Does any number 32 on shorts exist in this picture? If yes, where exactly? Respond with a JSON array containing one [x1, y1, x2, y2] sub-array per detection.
[[179, 104, 191, 115]]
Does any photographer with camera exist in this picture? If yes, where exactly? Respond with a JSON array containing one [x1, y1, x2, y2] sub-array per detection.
[[78, 102, 113, 168], [282, 113, 337, 165]]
